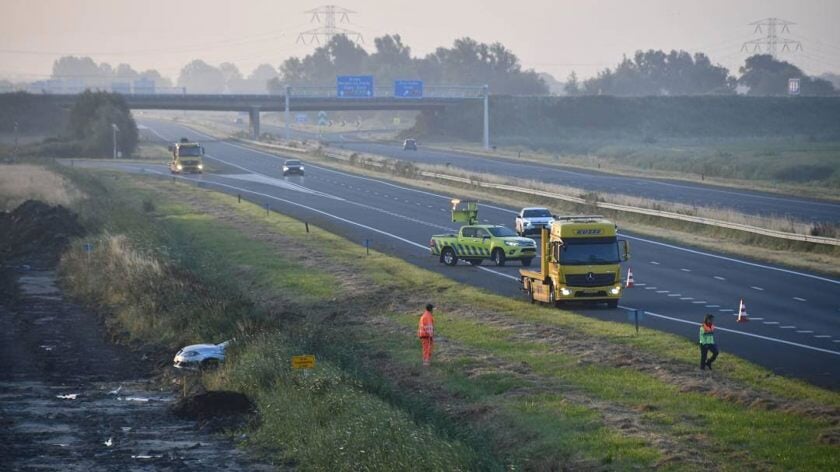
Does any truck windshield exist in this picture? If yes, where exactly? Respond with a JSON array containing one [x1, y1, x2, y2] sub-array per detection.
[[487, 226, 517, 237], [178, 147, 201, 157], [523, 209, 551, 218], [560, 240, 620, 265]]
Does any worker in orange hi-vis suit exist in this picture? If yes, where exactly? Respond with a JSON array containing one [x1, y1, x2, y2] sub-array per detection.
[[417, 304, 435, 366]]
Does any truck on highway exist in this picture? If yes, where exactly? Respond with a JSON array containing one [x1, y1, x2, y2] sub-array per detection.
[[430, 199, 537, 266], [169, 138, 205, 174], [520, 215, 629, 308]]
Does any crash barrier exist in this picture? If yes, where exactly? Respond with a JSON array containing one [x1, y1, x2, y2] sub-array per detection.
[[236, 137, 840, 247]]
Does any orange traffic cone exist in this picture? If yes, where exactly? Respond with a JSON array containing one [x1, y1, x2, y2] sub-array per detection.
[[737, 298, 749, 323], [625, 267, 635, 288]]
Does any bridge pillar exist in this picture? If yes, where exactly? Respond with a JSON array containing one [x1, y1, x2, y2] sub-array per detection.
[[483, 84, 490, 150], [249, 107, 261, 140], [284, 86, 291, 141]]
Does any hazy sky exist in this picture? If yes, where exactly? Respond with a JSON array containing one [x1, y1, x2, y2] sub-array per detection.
[[2, 0, 839, 83]]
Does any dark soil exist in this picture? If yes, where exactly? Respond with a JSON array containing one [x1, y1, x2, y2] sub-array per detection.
[[171, 391, 255, 421], [0, 201, 274, 471]]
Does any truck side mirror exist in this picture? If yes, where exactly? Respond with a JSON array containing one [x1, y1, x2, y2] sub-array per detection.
[[620, 240, 630, 261]]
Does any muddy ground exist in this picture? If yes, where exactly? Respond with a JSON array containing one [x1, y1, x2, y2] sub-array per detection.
[[0, 202, 274, 471]]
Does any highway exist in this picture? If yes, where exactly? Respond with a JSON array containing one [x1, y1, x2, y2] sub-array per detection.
[[86, 119, 840, 390], [255, 122, 840, 224]]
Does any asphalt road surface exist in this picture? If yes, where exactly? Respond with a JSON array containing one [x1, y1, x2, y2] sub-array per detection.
[[258, 122, 840, 224], [80, 119, 839, 390]]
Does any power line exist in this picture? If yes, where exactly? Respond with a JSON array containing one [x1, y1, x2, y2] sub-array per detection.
[[296, 5, 363, 45], [741, 17, 803, 57]]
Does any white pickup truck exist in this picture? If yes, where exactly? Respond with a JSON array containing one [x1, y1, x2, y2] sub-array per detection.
[[515, 207, 555, 236]]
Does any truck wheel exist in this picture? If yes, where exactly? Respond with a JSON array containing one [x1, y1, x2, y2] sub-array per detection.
[[492, 249, 506, 267], [521, 258, 533, 267], [606, 300, 619, 309], [442, 248, 458, 266], [467, 259, 483, 266]]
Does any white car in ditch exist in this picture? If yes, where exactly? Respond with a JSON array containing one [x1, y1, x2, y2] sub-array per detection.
[[173, 341, 229, 370]]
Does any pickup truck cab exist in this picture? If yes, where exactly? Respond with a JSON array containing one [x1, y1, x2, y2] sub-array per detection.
[[515, 207, 554, 236], [430, 225, 537, 267]]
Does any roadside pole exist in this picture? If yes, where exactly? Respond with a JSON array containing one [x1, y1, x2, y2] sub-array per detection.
[[482, 84, 490, 150], [111, 123, 120, 159], [284, 85, 291, 141], [13, 121, 18, 162]]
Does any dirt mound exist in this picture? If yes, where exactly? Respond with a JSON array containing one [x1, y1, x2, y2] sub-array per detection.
[[0, 200, 84, 266], [171, 391, 254, 420]]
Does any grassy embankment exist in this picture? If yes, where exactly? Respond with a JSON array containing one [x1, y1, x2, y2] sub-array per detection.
[[45, 163, 839, 470]]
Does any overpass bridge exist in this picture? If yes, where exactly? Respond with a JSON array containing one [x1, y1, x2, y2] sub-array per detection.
[[40, 85, 491, 147]]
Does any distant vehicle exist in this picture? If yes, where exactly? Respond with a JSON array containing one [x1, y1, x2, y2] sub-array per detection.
[[173, 341, 229, 370], [403, 138, 417, 151], [282, 159, 304, 176], [168, 139, 204, 174], [515, 207, 555, 236]]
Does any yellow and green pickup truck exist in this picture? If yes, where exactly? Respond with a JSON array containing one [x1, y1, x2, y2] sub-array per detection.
[[430, 225, 537, 267]]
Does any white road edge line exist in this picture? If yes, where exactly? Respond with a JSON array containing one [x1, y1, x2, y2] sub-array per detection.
[[619, 306, 840, 357]]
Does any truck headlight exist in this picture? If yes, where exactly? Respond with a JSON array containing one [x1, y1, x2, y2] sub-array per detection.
[[283, 166, 289, 171], [610, 286, 621, 295], [176, 164, 183, 170], [197, 164, 203, 170], [560, 287, 572, 296], [300, 166, 304, 171]]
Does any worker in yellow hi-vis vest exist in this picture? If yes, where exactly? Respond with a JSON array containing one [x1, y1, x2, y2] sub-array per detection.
[[417, 304, 435, 366], [699, 314, 719, 370]]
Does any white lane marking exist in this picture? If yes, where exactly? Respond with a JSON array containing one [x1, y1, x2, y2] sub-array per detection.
[[667, 293, 682, 297], [814, 335, 831, 339], [833, 340, 840, 343], [705, 304, 720, 308], [622, 234, 840, 285], [619, 306, 840, 357], [763, 321, 779, 325], [748, 317, 764, 321], [796, 330, 814, 334], [751, 286, 764, 291], [719, 309, 734, 312], [634, 283, 647, 287], [692, 301, 708, 304], [680, 297, 694, 300], [644, 287, 657, 290], [218, 173, 343, 200], [713, 276, 726, 281], [793, 297, 807, 302], [656, 290, 669, 294], [780, 325, 796, 329], [680, 268, 691, 272], [650, 261, 660, 265]]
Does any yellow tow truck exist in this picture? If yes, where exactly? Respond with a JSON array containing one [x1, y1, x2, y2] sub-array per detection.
[[520, 215, 629, 308], [168, 138, 205, 174]]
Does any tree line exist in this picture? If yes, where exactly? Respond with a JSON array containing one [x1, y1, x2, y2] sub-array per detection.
[[34, 37, 839, 97]]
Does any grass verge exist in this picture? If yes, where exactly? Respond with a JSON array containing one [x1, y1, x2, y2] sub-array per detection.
[[51, 165, 840, 470]]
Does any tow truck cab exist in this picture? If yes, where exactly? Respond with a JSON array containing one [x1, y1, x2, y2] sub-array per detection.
[[169, 139, 205, 174]]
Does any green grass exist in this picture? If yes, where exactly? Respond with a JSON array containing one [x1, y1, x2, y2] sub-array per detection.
[[55, 167, 840, 470]]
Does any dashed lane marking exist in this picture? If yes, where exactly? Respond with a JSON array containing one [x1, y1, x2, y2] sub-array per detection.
[[650, 261, 660, 265], [797, 330, 814, 334], [763, 321, 779, 325], [748, 317, 764, 321], [680, 297, 694, 300], [793, 297, 807, 302], [656, 290, 669, 294], [644, 287, 657, 290], [713, 276, 726, 281], [680, 268, 691, 272], [751, 286, 764, 291], [692, 301, 708, 304], [815, 335, 832, 339], [705, 304, 720, 308], [780, 326, 796, 329], [719, 309, 735, 312], [667, 293, 682, 297]]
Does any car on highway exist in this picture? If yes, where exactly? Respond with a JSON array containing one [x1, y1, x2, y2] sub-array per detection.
[[403, 138, 418, 151], [282, 159, 305, 176], [515, 207, 554, 236], [173, 341, 229, 370]]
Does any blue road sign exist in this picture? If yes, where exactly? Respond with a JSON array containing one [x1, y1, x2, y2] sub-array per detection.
[[337, 75, 374, 98], [83, 242, 94, 253], [394, 80, 423, 98], [295, 113, 308, 124]]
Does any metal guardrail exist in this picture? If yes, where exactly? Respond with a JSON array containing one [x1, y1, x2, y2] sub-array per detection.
[[236, 137, 840, 247]]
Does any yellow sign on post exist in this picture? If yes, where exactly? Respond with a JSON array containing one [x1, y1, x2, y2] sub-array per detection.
[[291, 355, 316, 369]]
